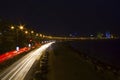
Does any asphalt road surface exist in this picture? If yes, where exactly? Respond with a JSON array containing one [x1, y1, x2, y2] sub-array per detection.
[[0, 42, 54, 80]]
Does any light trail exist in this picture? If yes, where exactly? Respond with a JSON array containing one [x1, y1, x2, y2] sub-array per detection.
[[0, 42, 55, 80], [0, 47, 29, 63]]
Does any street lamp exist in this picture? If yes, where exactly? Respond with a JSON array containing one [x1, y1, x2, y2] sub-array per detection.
[[25, 30, 28, 34], [10, 25, 24, 51], [36, 33, 38, 36], [11, 26, 15, 30], [31, 30, 34, 34], [19, 25, 24, 30], [24, 30, 32, 48], [16, 25, 24, 51], [39, 34, 42, 37]]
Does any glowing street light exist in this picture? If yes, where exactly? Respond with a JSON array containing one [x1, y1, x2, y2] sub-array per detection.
[[31, 31, 34, 34], [19, 25, 24, 30], [36, 33, 38, 36], [11, 26, 15, 30], [43, 35, 45, 38], [25, 31, 28, 34], [39, 34, 42, 37]]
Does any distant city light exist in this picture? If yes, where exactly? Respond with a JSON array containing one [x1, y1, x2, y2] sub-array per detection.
[[90, 35, 94, 37], [106, 32, 111, 38], [39, 34, 42, 37]]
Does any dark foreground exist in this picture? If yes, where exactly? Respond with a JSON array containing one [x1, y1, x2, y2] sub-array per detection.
[[0, 41, 120, 80], [34, 41, 120, 80]]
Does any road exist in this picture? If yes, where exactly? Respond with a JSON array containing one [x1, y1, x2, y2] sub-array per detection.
[[0, 42, 54, 80], [0, 47, 29, 63]]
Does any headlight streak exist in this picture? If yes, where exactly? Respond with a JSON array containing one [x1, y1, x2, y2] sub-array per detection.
[[0, 42, 55, 80]]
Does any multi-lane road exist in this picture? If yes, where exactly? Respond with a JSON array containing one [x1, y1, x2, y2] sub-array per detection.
[[0, 42, 54, 80]]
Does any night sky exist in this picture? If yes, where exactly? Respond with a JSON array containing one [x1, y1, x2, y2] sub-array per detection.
[[0, 0, 120, 36]]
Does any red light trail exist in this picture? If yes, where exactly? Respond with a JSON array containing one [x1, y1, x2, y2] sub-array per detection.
[[0, 47, 30, 63]]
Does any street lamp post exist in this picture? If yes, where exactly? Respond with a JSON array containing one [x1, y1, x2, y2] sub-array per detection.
[[17, 25, 24, 51], [10, 25, 24, 51], [24, 30, 32, 48]]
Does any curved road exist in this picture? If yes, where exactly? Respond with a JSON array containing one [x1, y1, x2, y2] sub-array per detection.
[[0, 42, 54, 80]]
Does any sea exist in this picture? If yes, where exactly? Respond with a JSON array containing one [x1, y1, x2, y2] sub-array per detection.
[[69, 39, 120, 68]]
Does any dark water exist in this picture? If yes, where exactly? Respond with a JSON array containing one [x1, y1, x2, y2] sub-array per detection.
[[69, 39, 120, 68]]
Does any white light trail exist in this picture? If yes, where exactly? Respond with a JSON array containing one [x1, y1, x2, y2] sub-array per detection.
[[0, 42, 55, 80]]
